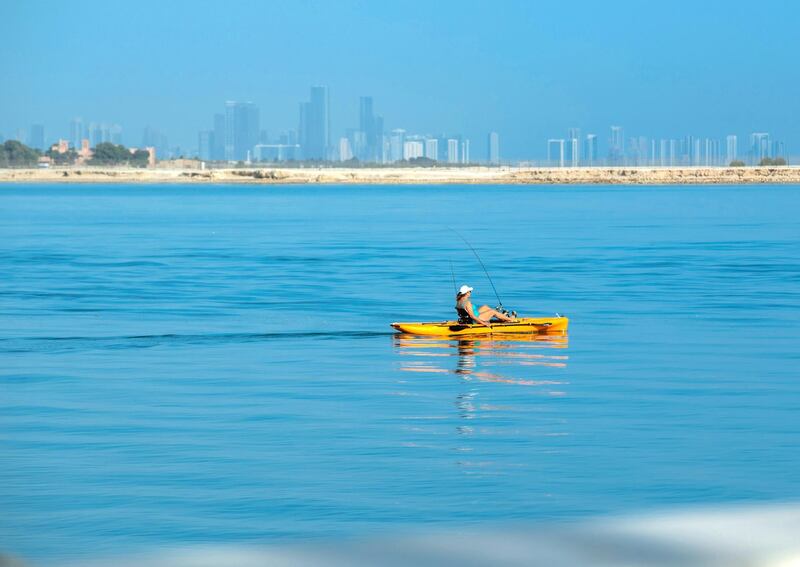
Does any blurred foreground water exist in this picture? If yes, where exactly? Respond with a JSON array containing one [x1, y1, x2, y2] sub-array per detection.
[[1, 183, 798, 564]]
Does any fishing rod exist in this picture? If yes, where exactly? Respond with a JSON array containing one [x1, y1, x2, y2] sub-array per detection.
[[448, 227, 505, 310], [449, 259, 457, 296]]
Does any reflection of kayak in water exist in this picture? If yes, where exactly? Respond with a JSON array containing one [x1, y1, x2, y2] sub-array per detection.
[[391, 316, 568, 336]]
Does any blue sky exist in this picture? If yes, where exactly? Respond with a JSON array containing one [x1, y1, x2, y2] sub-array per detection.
[[1, 0, 798, 158]]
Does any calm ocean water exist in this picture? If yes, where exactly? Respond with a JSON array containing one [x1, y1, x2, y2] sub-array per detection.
[[1, 183, 799, 562]]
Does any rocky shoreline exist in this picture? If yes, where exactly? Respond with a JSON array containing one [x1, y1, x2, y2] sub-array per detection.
[[2, 165, 800, 185]]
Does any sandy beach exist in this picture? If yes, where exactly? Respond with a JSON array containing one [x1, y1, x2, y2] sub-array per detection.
[[2, 165, 800, 185]]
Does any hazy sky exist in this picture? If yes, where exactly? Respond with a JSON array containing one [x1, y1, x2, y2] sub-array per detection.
[[2, 0, 798, 158]]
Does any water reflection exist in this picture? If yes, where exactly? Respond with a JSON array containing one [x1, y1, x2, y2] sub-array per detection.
[[393, 333, 569, 389], [393, 333, 571, 472]]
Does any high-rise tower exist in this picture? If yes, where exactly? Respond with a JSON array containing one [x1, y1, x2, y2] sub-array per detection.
[[488, 132, 500, 164], [300, 86, 330, 160], [225, 101, 260, 161]]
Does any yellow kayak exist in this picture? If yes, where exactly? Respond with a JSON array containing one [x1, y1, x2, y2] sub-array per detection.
[[391, 316, 568, 336]]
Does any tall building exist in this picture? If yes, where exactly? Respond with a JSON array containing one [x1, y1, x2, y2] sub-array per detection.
[[339, 137, 353, 161], [374, 116, 385, 163], [198, 131, 214, 161], [425, 138, 439, 161], [29, 124, 45, 150], [446, 139, 459, 163], [110, 124, 123, 145], [403, 139, 424, 160], [487, 132, 500, 164], [461, 139, 470, 164], [389, 129, 406, 162], [346, 129, 366, 160], [359, 96, 380, 162], [89, 123, 113, 147], [750, 132, 770, 163], [584, 134, 598, 165], [570, 138, 579, 166], [567, 127, 580, 166], [69, 118, 84, 149], [299, 86, 330, 160], [771, 140, 785, 159], [142, 126, 169, 159], [726, 135, 738, 164], [225, 101, 260, 161], [609, 126, 624, 164], [629, 136, 648, 166], [212, 113, 225, 160]]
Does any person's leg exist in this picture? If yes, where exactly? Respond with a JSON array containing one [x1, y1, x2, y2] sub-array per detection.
[[476, 305, 516, 322]]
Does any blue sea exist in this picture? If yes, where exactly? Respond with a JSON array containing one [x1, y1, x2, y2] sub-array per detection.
[[1, 183, 799, 563]]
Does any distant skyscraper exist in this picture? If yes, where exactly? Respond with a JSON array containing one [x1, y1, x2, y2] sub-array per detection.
[[725, 135, 737, 164], [299, 86, 330, 160], [771, 140, 785, 159], [584, 134, 598, 165], [374, 116, 385, 163], [403, 139, 424, 160], [339, 137, 353, 161], [69, 118, 83, 149], [425, 138, 439, 161], [346, 129, 366, 161], [750, 132, 770, 163], [224, 104, 236, 160], [488, 132, 500, 164], [609, 126, 624, 164], [446, 139, 459, 163], [110, 124, 123, 145], [198, 131, 214, 160], [225, 101, 260, 161], [359, 96, 379, 162], [569, 138, 579, 167], [389, 129, 406, 162], [29, 124, 45, 150], [461, 139, 470, 164], [142, 126, 169, 159], [212, 113, 225, 160], [567, 127, 580, 166], [89, 123, 109, 147], [630, 136, 648, 166]]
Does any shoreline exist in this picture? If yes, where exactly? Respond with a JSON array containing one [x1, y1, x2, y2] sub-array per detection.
[[2, 165, 800, 185]]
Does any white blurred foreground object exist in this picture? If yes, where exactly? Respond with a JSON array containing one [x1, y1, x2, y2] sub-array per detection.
[[57, 503, 800, 567]]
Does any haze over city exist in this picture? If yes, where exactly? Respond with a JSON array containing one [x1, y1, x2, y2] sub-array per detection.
[[2, 0, 799, 161]]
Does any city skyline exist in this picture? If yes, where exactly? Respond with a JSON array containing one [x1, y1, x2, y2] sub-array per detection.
[[6, 90, 789, 166], [2, 1, 799, 160]]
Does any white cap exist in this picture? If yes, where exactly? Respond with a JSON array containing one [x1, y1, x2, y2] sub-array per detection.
[[458, 285, 473, 295]]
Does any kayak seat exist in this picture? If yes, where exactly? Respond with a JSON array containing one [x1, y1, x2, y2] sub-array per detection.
[[455, 307, 473, 324]]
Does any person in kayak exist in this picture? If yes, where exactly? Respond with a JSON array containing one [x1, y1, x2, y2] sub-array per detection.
[[455, 285, 516, 326]]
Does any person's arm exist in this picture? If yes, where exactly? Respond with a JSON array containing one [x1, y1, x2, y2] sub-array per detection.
[[470, 303, 491, 327]]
